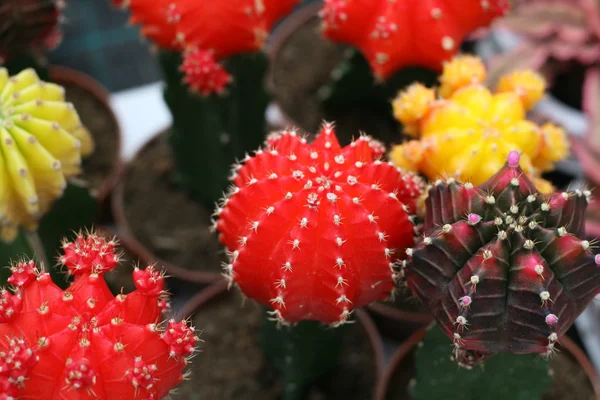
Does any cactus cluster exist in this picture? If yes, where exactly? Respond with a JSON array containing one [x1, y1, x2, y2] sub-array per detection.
[[0, 232, 198, 399], [0, 68, 94, 242], [116, 0, 299, 95], [403, 151, 600, 367], [0, 0, 63, 63], [390, 55, 569, 193], [319, 0, 509, 81], [214, 123, 425, 325]]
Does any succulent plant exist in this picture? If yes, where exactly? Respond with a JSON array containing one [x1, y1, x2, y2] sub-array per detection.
[[113, 0, 297, 209], [0, 231, 198, 398], [403, 151, 600, 367], [118, 0, 298, 95], [389, 55, 569, 193], [0, 0, 63, 63], [214, 122, 424, 325], [0, 68, 94, 242], [320, 0, 509, 80]]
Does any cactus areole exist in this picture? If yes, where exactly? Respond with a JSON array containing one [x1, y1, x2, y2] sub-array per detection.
[[214, 123, 424, 325], [0, 232, 198, 399], [319, 0, 509, 80], [404, 152, 600, 368]]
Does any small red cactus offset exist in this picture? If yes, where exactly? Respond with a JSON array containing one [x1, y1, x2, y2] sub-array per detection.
[[320, 0, 509, 79], [117, 0, 298, 94], [214, 123, 424, 325], [404, 152, 600, 367], [0, 232, 198, 399]]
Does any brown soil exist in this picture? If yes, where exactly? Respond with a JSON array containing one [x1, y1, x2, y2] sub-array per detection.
[[270, 18, 400, 147], [60, 81, 119, 196], [384, 346, 595, 400], [174, 292, 378, 400], [122, 132, 224, 273]]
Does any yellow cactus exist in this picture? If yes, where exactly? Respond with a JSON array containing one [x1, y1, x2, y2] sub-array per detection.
[[389, 56, 568, 193], [392, 83, 436, 137], [496, 69, 546, 111], [0, 68, 92, 241], [438, 55, 487, 98]]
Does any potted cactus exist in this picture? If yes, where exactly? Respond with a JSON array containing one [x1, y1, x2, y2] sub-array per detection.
[[0, 67, 101, 285], [170, 123, 424, 399], [0, 0, 122, 208], [378, 151, 600, 400], [267, 0, 508, 146], [0, 231, 199, 398], [111, 0, 299, 284]]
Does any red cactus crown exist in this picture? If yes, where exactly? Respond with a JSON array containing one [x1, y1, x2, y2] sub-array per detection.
[[115, 0, 299, 95], [214, 123, 424, 326], [320, 0, 509, 79], [0, 232, 198, 399]]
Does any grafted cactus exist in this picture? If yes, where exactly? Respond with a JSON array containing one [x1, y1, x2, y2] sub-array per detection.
[[389, 55, 568, 193], [0, 68, 93, 242], [0, 0, 63, 63], [215, 123, 424, 325], [403, 152, 600, 367], [0, 232, 198, 399]]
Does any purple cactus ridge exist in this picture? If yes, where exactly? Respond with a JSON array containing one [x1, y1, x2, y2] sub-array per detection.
[[507, 151, 520, 168]]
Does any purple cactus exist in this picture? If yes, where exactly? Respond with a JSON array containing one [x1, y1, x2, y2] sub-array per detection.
[[403, 152, 600, 368]]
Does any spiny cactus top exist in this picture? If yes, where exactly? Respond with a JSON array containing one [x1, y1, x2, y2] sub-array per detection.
[[0, 232, 198, 399], [389, 55, 568, 193], [319, 0, 509, 80], [214, 123, 424, 325], [115, 0, 298, 95], [0, 0, 63, 62], [0, 68, 94, 242], [496, 0, 600, 66], [403, 152, 600, 368]]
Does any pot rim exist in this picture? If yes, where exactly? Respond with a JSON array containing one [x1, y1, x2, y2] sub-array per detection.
[[375, 326, 600, 400], [176, 279, 386, 398], [111, 129, 223, 285], [49, 65, 124, 204]]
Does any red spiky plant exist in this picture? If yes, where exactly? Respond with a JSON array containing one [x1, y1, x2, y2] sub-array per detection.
[[115, 0, 299, 95], [214, 123, 424, 325], [403, 151, 600, 368], [0, 232, 198, 399], [0, 0, 64, 63], [319, 0, 509, 80]]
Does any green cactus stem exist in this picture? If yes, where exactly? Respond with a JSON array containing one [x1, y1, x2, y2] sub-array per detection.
[[160, 50, 270, 209], [410, 324, 553, 400], [260, 313, 347, 400], [317, 49, 438, 134]]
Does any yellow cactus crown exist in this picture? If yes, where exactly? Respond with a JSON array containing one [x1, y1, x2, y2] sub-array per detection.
[[0, 68, 94, 241], [389, 55, 566, 193]]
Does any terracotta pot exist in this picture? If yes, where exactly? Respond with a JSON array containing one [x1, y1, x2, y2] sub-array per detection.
[[49, 65, 123, 220], [367, 302, 433, 342], [111, 130, 222, 286], [375, 327, 600, 400], [175, 280, 386, 399]]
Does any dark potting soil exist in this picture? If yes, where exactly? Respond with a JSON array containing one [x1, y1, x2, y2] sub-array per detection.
[[270, 18, 401, 147], [122, 132, 224, 273], [61, 81, 119, 196], [173, 292, 378, 400], [384, 347, 595, 400]]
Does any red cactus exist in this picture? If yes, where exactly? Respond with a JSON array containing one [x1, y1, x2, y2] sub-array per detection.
[[403, 151, 600, 367], [214, 123, 424, 325], [0, 232, 198, 399], [116, 0, 298, 94], [180, 49, 233, 96], [320, 0, 509, 79]]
